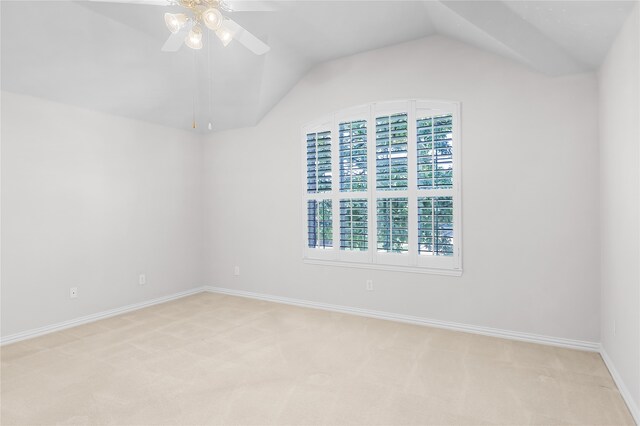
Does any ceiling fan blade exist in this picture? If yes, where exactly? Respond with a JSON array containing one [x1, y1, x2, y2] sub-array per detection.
[[85, 0, 171, 5], [222, 1, 276, 12], [161, 21, 194, 52], [223, 18, 270, 55]]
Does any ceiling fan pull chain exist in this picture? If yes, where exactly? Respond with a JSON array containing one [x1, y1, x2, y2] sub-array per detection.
[[208, 29, 213, 131], [193, 48, 197, 129]]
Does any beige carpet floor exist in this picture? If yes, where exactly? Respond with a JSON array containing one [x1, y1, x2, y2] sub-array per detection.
[[0, 292, 634, 425]]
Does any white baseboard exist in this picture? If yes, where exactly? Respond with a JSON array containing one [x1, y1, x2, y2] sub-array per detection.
[[600, 347, 640, 425], [0, 286, 206, 346], [2, 284, 602, 354], [204, 286, 600, 352]]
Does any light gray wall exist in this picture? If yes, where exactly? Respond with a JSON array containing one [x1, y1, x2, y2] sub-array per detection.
[[598, 4, 640, 413], [1, 92, 204, 337], [203, 36, 601, 343], [0, 34, 609, 350]]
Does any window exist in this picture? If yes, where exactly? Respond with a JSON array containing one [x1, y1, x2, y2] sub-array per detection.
[[377, 198, 409, 253], [376, 113, 408, 191], [302, 101, 461, 275], [340, 199, 368, 251], [339, 120, 367, 192], [307, 130, 332, 193], [307, 200, 332, 249]]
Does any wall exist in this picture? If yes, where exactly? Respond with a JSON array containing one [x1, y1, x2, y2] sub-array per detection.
[[1, 92, 204, 337], [203, 36, 601, 343], [598, 3, 640, 418]]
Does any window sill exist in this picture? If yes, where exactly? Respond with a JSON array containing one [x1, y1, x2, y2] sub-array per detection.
[[303, 258, 463, 276]]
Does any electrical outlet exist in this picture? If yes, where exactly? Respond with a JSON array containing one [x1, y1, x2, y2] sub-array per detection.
[[366, 280, 373, 291], [234, 266, 240, 276], [70, 287, 78, 299], [139, 274, 146, 286]]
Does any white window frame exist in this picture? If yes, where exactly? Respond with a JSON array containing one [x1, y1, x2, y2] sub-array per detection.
[[301, 100, 462, 276]]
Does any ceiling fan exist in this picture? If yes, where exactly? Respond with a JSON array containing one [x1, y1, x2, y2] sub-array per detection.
[[87, 0, 271, 55]]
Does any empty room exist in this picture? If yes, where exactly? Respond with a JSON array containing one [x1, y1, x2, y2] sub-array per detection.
[[1, 0, 639, 424]]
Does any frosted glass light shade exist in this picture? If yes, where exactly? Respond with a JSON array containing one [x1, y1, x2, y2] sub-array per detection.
[[185, 26, 203, 50], [164, 13, 188, 34], [215, 26, 233, 47], [203, 8, 223, 31]]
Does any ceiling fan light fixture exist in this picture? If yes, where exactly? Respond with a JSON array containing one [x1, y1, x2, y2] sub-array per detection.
[[164, 13, 188, 34], [185, 26, 203, 50], [203, 8, 223, 31], [215, 23, 235, 47]]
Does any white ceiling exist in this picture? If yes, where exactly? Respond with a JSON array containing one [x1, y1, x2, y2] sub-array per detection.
[[1, 0, 636, 132]]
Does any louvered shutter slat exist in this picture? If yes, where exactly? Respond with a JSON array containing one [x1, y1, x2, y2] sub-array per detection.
[[339, 120, 368, 193], [307, 199, 333, 249], [306, 130, 332, 194], [416, 113, 453, 189], [417, 196, 454, 256], [339, 198, 368, 251], [376, 197, 409, 253], [376, 113, 408, 191]]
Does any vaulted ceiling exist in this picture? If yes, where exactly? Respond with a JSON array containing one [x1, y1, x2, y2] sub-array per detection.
[[1, 1, 636, 132]]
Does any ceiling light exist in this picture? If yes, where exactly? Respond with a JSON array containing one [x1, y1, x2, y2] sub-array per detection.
[[216, 28, 232, 46], [202, 8, 223, 31], [215, 21, 235, 47], [164, 13, 188, 34], [185, 26, 203, 50], [158, 0, 270, 55]]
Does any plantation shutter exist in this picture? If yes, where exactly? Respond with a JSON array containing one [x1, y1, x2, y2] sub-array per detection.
[[304, 101, 461, 273], [418, 196, 454, 256], [340, 199, 368, 251], [339, 120, 368, 192], [307, 199, 332, 249], [306, 130, 332, 193], [376, 198, 409, 253], [376, 113, 408, 191], [417, 114, 453, 189]]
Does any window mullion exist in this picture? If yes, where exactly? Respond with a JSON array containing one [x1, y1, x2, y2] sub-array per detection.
[[368, 104, 377, 264], [407, 101, 418, 265], [431, 115, 435, 189], [331, 117, 339, 257], [452, 102, 462, 270], [388, 118, 393, 190]]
